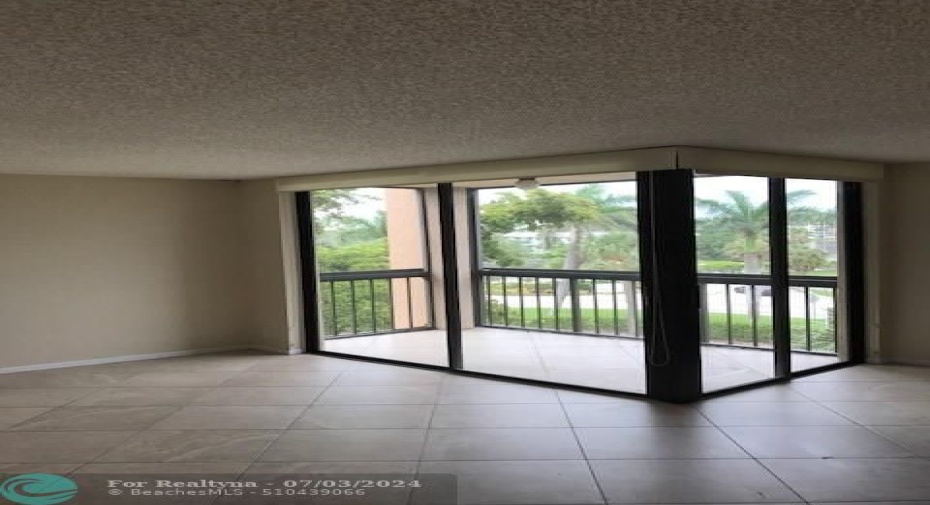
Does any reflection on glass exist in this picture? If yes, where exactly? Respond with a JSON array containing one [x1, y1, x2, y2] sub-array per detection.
[[695, 176, 775, 391], [787, 179, 843, 372], [311, 187, 447, 366], [462, 180, 646, 393]]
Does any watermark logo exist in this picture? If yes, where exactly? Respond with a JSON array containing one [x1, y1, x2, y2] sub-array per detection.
[[0, 474, 77, 505]]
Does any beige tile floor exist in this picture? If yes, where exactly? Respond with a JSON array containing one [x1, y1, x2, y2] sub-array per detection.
[[0, 351, 928, 504], [0, 346, 930, 505], [324, 328, 841, 393]]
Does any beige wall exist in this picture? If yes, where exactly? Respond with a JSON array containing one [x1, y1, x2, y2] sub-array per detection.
[[419, 187, 476, 330], [0, 175, 251, 368], [452, 187, 477, 329], [240, 180, 292, 353], [880, 163, 930, 365], [4, 165, 927, 370], [385, 189, 431, 328]]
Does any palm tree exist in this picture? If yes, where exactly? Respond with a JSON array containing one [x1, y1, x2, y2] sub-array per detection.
[[696, 190, 815, 274], [697, 189, 818, 320]]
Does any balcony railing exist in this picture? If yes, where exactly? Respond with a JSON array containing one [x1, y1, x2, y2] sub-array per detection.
[[319, 269, 434, 338], [478, 268, 643, 337], [478, 268, 838, 354], [318, 267, 838, 354], [696, 274, 838, 353]]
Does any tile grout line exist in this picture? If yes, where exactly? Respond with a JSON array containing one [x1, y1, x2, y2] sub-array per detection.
[[856, 424, 926, 458], [71, 364, 348, 491], [555, 394, 610, 505], [698, 404, 809, 504], [3, 408, 184, 433], [75, 428, 149, 469], [409, 397, 440, 505], [807, 387, 929, 458], [58, 387, 108, 407], [529, 330, 556, 384], [3, 351, 930, 505], [236, 367, 348, 479], [73, 360, 303, 473]]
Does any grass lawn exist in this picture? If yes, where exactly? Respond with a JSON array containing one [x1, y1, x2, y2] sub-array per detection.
[[485, 306, 836, 353]]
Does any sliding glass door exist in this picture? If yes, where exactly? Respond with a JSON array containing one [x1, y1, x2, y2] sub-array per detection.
[[694, 175, 857, 392], [304, 186, 447, 367], [787, 179, 846, 372], [294, 171, 864, 401], [694, 175, 776, 391], [454, 177, 646, 393]]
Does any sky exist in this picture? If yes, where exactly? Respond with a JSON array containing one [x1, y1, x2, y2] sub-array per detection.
[[318, 176, 839, 220], [479, 176, 838, 211]]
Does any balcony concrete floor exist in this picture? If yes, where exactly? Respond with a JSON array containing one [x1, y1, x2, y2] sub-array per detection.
[[323, 327, 841, 393]]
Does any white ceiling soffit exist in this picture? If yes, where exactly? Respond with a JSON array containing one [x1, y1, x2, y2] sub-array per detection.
[[1, 0, 928, 180], [276, 147, 883, 191], [276, 147, 674, 191], [676, 147, 884, 181]]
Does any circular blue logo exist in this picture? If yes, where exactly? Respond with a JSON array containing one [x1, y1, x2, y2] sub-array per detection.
[[0, 474, 78, 505]]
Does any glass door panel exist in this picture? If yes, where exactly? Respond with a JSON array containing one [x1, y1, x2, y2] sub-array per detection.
[[786, 179, 844, 372], [458, 177, 646, 393], [310, 187, 447, 366], [695, 175, 775, 391], [296, 169, 863, 400]]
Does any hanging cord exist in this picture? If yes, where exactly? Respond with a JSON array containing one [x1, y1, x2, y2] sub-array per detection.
[[646, 173, 671, 367]]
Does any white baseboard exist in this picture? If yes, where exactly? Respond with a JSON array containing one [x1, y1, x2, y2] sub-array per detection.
[[251, 345, 303, 355], [0, 345, 253, 374], [885, 357, 930, 367]]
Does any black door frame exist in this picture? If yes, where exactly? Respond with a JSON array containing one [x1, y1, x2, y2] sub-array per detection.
[[700, 179, 866, 398], [637, 169, 703, 402], [770, 178, 792, 378], [294, 177, 866, 402]]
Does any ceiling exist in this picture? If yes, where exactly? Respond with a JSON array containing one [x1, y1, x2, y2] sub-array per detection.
[[1, 0, 928, 179]]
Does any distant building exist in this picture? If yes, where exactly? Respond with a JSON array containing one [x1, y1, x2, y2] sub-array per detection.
[[805, 223, 838, 260]]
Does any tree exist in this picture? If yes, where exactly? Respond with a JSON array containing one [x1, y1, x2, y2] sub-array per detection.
[[697, 189, 834, 321], [315, 239, 389, 272], [316, 211, 387, 249], [311, 189, 367, 217], [310, 189, 372, 240], [696, 190, 816, 274], [480, 236, 530, 268], [788, 227, 829, 274], [480, 184, 637, 307], [309, 189, 395, 335]]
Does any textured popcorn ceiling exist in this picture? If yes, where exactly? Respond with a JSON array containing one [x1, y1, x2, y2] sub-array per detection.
[[1, 0, 928, 179]]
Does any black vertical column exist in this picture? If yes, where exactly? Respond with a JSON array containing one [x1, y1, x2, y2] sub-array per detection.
[[769, 179, 792, 377], [295, 192, 322, 354], [637, 170, 702, 403], [841, 182, 866, 364], [437, 183, 464, 369]]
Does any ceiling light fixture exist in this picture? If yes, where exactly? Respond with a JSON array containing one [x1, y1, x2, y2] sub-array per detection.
[[514, 177, 540, 191]]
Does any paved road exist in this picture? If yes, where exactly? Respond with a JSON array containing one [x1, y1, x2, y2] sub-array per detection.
[[491, 285, 834, 319]]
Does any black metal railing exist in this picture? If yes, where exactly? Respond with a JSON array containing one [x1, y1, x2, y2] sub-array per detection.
[[319, 269, 434, 338], [316, 266, 838, 353], [478, 268, 643, 337], [478, 269, 838, 354], [697, 274, 838, 353]]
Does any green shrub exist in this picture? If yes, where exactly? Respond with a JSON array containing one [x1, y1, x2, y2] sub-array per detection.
[[483, 304, 836, 353]]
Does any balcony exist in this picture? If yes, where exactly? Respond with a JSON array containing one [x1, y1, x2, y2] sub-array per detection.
[[320, 267, 840, 392], [308, 177, 848, 395]]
